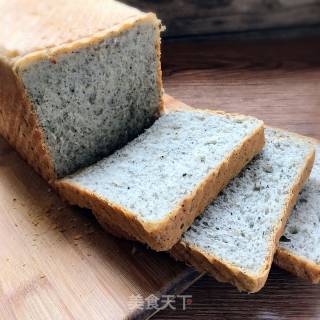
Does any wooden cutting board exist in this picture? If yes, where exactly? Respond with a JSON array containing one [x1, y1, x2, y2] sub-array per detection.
[[0, 95, 202, 320]]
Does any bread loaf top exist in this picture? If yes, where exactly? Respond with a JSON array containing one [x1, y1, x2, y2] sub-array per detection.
[[0, 0, 163, 182], [0, 0, 148, 62]]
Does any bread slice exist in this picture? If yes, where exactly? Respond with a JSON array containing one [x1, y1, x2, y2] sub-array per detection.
[[171, 128, 315, 292], [56, 110, 264, 251], [275, 141, 320, 284], [0, 0, 163, 181]]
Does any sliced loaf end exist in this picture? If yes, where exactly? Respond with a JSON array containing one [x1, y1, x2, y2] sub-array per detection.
[[171, 128, 315, 292], [56, 109, 264, 251], [275, 141, 320, 284], [0, 12, 163, 182]]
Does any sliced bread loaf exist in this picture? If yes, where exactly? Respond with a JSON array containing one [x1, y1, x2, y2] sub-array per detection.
[[171, 128, 315, 292], [275, 142, 320, 284], [0, 0, 163, 181], [56, 110, 264, 251]]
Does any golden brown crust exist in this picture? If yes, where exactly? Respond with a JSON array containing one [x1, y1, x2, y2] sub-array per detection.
[[13, 13, 160, 70], [56, 113, 265, 251], [171, 241, 267, 292], [274, 247, 320, 284], [0, 13, 164, 182], [0, 58, 56, 181], [274, 138, 320, 284], [153, 15, 165, 114], [0, 0, 143, 60], [171, 133, 315, 292]]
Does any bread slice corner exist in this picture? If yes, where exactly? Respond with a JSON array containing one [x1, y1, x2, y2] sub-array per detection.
[[171, 128, 315, 292], [275, 139, 320, 284], [170, 240, 270, 292], [275, 247, 320, 284]]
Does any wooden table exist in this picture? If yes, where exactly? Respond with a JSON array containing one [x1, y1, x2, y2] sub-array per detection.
[[1, 35, 319, 320], [155, 37, 320, 319], [0, 101, 201, 320]]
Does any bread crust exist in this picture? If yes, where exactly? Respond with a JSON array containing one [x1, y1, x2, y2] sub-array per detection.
[[0, 13, 164, 182], [13, 13, 163, 100], [274, 247, 320, 284], [1, 0, 145, 59], [56, 110, 265, 251], [0, 57, 56, 181], [274, 138, 320, 284], [171, 130, 315, 292]]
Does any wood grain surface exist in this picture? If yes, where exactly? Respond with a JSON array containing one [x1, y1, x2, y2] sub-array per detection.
[[0, 99, 202, 320], [154, 37, 320, 319], [1, 34, 320, 320]]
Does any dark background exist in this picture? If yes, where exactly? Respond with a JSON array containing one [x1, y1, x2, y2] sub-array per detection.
[[122, 0, 320, 39]]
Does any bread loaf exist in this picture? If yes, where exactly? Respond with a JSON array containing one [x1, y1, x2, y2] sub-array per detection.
[[0, 0, 163, 181]]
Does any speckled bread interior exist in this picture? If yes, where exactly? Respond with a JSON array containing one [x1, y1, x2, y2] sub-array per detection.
[[170, 129, 315, 292], [73, 136, 318, 287], [275, 141, 320, 284], [0, 1, 163, 182], [56, 109, 265, 251]]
